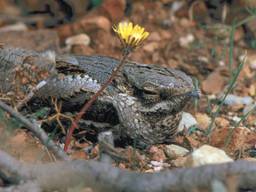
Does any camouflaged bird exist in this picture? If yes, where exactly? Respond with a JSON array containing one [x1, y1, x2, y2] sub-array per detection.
[[0, 46, 200, 148]]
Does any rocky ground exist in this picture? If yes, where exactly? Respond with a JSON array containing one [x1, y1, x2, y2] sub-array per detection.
[[0, 0, 255, 174]]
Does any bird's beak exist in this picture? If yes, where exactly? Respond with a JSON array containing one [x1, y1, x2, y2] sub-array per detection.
[[187, 89, 201, 99]]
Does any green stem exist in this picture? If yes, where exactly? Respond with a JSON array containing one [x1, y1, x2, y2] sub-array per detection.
[[206, 56, 246, 136], [224, 104, 256, 148]]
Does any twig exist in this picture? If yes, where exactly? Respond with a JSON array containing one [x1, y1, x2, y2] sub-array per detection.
[[98, 131, 128, 163], [0, 100, 69, 161], [1, 150, 256, 192], [16, 80, 47, 110]]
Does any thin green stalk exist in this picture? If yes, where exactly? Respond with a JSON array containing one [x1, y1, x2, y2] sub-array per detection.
[[206, 55, 246, 135], [206, 11, 256, 136], [224, 104, 256, 148], [234, 14, 256, 28], [193, 78, 199, 112], [228, 22, 235, 72]]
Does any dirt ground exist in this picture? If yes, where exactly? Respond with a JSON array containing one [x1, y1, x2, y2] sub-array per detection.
[[0, 0, 255, 172]]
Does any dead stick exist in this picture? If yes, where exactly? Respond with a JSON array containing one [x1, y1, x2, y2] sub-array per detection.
[[0, 100, 69, 161], [1, 150, 256, 192]]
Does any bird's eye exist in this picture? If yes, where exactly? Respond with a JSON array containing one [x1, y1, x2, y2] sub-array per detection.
[[143, 89, 157, 95], [142, 90, 160, 103]]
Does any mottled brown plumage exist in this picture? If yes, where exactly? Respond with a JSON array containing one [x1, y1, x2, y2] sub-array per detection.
[[0, 46, 199, 148]]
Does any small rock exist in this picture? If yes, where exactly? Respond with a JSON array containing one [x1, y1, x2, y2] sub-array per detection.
[[178, 112, 198, 132], [229, 104, 244, 112], [148, 146, 166, 162], [185, 145, 233, 167], [172, 156, 187, 167], [249, 85, 256, 96], [150, 160, 163, 167], [80, 16, 111, 32], [165, 144, 189, 159], [179, 33, 195, 48], [202, 69, 225, 94], [243, 103, 256, 115], [215, 117, 230, 128], [147, 32, 161, 41], [245, 52, 256, 70], [118, 163, 126, 169], [185, 135, 201, 148], [179, 18, 195, 28], [0, 22, 27, 32], [223, 94, 253, 106], [195, 113, 211, 130], [143, 42, 159, 53], [101, 0, 126, 21], [232, 116, 241, 123], [145, 169, 154, 173], [198, 56, 209, 63], [159, 30, 172, 39], [148, 161, 170, 172], [171, 1, 185, 13], [210, 127, 256, 153], [65, 34, 91, 47]]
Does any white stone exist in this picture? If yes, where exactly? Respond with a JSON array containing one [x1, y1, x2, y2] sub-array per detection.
[[185, 145, 233, 167], [65, 33, 91, 47], [0, 22, 28, 32], [179, 34, 195, 48], [232, 116, 241, 123], [223, 94, 253, 106], [177, 112, 197, 132], [165, 144, 189, 159], [149, 161, 170, 172]]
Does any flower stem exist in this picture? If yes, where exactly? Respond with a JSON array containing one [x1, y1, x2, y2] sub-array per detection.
[[64, 52, 130, 151]]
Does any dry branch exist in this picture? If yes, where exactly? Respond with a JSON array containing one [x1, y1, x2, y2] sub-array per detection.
[[0, 150, 256, 192], [0, 100, 69, 161]]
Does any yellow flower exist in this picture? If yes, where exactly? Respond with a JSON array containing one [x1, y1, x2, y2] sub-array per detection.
[[113, 22, 149, 50]]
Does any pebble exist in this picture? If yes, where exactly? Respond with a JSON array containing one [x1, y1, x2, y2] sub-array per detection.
[[185, 145, 233, 167], [232, 116, 241, 123], [0, 22, 28, 32], [147, 32, 161, 41], [143, 42, 159, 53], [202, 69, 225, 94], [171, 1, 185, 12], [65, 33, 91, 47], [148, 160, 170, 172], [164, 144, 189, 159], [243, 52, 256, 70], [148, 146, 166, 162], [179, 34, 195, 48], [249, 84, 256, 96], [195, 113, 211, 130], [223, 94, 253, 106], [243, 103, 256, 115], [80, 16, 111, 32], [178, 112, 198, 132], [215, 117, 230, 128]]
